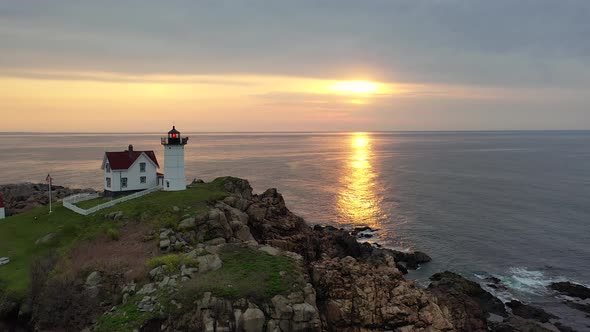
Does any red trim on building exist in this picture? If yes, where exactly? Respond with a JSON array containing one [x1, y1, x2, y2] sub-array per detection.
[[105, 150, 159, 170]]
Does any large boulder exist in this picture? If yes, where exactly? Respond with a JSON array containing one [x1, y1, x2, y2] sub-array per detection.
[[215, 177, 254, 200], [390, 250, 432, 269], [0, 257, 10, 266], [85, 271, 101, 288], [241, 307, 266, 332], [177, 217, 196, 230], [234, 225, 255, 242], [550, 282, 590, 300], [196, 254, 222, 273]]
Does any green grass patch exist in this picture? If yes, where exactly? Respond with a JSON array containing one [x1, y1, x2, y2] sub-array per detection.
[[74, 192, 137, 210], [147, 254, 198, 272], [94, 295, 157, 332], [182, 245, 303, 301], [74, 196, 113, 209], [0, 181, 229, 299]]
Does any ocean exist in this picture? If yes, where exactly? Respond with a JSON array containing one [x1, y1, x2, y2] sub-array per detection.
[[1, 131, 589, 325]]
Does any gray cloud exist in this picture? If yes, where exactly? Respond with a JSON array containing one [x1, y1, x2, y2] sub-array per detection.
[[1, 0, 589, 87], [1, 0, 589, 130]]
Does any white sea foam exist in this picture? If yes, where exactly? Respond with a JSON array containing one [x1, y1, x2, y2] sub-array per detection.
[[490, 267, 568, 297], [504, 268, 550, 293]]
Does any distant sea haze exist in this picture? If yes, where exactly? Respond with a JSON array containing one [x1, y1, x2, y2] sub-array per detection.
[[1, 131, 589, 325]]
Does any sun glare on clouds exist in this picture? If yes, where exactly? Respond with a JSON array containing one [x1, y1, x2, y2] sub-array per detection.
[[0, 69, 449, 131], [330, 81, 380, 95]]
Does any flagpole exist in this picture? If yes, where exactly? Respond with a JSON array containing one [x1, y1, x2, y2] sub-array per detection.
[[47, 174, 52, 214], [49, 182, 52, 213]]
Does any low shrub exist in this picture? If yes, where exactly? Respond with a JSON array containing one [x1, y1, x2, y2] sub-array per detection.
[[29, 251, 59, 312], [147, 254, 198, 272], [106, 228, 120, 241], [32, 276, 99, 331]]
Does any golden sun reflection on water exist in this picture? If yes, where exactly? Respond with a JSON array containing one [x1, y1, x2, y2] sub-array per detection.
[[337, 133, 385, 228]]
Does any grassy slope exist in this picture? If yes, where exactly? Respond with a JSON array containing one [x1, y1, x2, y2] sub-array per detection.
[[0, 181, 228, 298], [186, 245, 303, 300], [96, 246, 303, 332]]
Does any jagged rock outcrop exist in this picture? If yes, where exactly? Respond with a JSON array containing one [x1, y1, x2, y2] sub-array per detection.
[[427, 271, 507, 332], [311, 256, 454, 331], [216, 178, 459, 331], [426, 271, 573, 332], [505, 300, 556, 323], [550, 281, 590, 300], [0, 183, 95, 215], [220, 182, 429, 272]]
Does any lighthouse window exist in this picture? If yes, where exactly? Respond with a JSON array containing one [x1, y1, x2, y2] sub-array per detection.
[[140, 162, 146, 172], [140, 176, 146, 184], [121, 177, 128, 188], [106, 177, 111, 188]]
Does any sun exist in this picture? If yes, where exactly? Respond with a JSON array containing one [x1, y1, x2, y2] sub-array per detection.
[[330, 81, 379, 95], [353, 135, 369, 149]]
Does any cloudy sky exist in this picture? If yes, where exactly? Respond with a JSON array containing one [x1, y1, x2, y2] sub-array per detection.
[[0, 0, 589, 132]]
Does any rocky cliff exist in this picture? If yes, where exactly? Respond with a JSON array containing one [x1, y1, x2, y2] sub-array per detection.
[[0, 177, 584, 331], [144, 178, 456, 331]]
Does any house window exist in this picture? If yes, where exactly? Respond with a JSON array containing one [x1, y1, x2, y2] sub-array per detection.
[[106, 177, 111, 188], [140, 162, 146, 172], [140, 176, 146, 184], [106, 163, 111, 173], [121, 177, 128, 188]]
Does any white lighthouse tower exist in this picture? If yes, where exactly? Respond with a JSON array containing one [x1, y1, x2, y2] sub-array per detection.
[[161, 126, 189, 191]]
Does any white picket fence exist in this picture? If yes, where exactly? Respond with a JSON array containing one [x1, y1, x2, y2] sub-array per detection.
[[63, 186, 161, 215]]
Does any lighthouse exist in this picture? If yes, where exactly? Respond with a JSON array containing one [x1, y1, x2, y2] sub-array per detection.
[[161, 126, 189, 191]]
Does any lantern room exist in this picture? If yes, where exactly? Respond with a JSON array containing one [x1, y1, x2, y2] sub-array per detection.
[[161, 126, 188, 146]]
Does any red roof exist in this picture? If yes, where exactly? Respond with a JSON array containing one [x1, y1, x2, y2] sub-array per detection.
[[104, 150, 159, 170], [0, 194, 4, 208]]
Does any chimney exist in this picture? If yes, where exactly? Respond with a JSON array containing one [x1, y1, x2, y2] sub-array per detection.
[[128, 144, 134, 152]]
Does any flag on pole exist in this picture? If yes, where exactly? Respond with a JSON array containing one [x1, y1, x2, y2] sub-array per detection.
[[46, 174, 53, 213]]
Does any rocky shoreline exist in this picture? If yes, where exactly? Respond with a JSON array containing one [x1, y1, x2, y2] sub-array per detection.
[[1, 177, 589, 331]]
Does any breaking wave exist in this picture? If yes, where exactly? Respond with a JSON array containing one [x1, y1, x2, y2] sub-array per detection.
[[475, 267, 570, 301]]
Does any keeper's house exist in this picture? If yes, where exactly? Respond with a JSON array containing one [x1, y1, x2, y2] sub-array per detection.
[[101, 145, 163, 195]]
